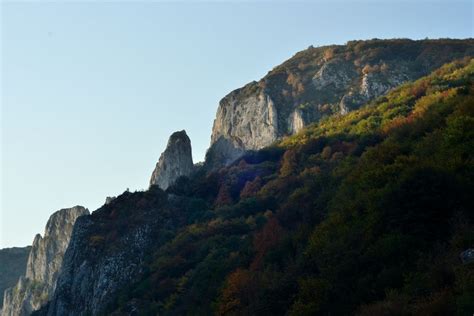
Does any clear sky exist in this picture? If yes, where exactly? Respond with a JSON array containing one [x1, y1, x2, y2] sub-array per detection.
[[1, 0, 472, 248]]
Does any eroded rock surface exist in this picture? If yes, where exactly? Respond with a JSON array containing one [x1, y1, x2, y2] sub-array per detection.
[[149, 130, 194, 189]]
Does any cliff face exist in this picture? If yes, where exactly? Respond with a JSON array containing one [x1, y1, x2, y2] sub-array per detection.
[[0, 247, 31, 311], [34, 189, 177, 316], [1, 206, 89, 316], [206, 39, 474, 168], [149, 130, 194, 189]]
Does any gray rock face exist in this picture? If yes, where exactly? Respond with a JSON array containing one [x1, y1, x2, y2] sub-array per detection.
[[41, 216, 153, 316], [287, 109, 305, 135], [35, 191, 172, 316], [1, 206, 89, 316], [149, 130, 194, 189], [312, 58, 357, 90], [206, 39, 474, 168], [211, 85, 279, 152]]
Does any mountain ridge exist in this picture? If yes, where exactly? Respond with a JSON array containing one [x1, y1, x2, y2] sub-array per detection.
[[32, 42, 474, 315], [206, 38, 474, 168]]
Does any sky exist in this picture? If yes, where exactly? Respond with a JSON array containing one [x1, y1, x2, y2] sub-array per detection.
[[1, 0, 472, 248]]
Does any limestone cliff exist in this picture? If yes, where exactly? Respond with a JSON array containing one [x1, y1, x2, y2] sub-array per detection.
[[206, 39, 474, 168], [149, 130, 194, 189], [1, 206, 89, 316], [33, 189, 175, 316]]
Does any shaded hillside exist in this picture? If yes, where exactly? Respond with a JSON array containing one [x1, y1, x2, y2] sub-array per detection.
[[0, 247, 31, 309], [2, 207, 88, 316], [37, 57, 474, 315], [207, 38, 474, 167]]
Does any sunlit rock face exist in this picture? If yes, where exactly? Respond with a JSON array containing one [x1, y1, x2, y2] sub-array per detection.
[[1, 206, 89, 316], [288, 109, 305, 134], [206, 39, 474, 169], [149, 130, 194, 190], [211, 86, 279, 151]]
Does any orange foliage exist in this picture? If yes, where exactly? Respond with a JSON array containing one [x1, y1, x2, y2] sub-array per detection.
[[240, 176, 263, 199], [250, 218, 284, 270], [215, 184, 233, 207], [280, 149, 298, 177], [218, 268, 255, 315], [323, 48, 335, 61]]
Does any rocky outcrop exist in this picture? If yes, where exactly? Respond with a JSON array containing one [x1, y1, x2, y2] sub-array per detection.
[[207, 84, 279, 167], [104, 196, 115, 205], [149, 130, 194, 189], [1, 206, 89, 316], [39, 215, 151, 316], [312, 58, 357, 90], [287, 108, 305, 134], [206, 39, 474, 168], [0, 247, 31, 311], [34, 189, 174, 316], [211, 85, 279, 151]]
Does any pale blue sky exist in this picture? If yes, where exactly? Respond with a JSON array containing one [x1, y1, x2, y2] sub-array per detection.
[[1, 1, 472, 247]]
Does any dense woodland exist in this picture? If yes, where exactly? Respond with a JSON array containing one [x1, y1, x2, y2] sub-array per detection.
[[70, 58, 474, 315]]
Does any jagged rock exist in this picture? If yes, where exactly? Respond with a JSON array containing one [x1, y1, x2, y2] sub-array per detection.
[[360, 67, 409, 99], [34, 191, 172, 316], [211, 84, 279, 151], [206, 39, 474, 169], [205, 136, 247, 168], [287, 108, 305, 134], [1, 206, 89, 316], [149, 130, 194, 189], [104, 196, 115, 205], [312, 58, 356, 90]]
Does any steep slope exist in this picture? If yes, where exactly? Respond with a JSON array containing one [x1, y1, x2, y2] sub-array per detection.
[[207, 38, 474, 167], [1, 206, 88, 316], [149, 130, 194, 189], [36, 188, 209, 316], [0, 247, 31, 310], [36, 57, 474, 315]]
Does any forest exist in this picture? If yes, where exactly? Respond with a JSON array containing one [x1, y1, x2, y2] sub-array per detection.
[[69, 58, 474, 316]]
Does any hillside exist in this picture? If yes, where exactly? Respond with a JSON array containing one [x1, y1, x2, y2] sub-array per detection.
[[0, 247, 31, 310], [36, 57, 474, 315], [207, 38, 474, 167]]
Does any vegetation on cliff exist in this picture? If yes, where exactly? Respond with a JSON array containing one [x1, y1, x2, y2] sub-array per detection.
[[207, 38, 474, 168], [74, 58, 474, 315]]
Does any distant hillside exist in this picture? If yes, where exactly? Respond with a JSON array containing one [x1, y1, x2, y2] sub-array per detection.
[[36, 55, 474, 315], [0, 247, 31, 308]]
